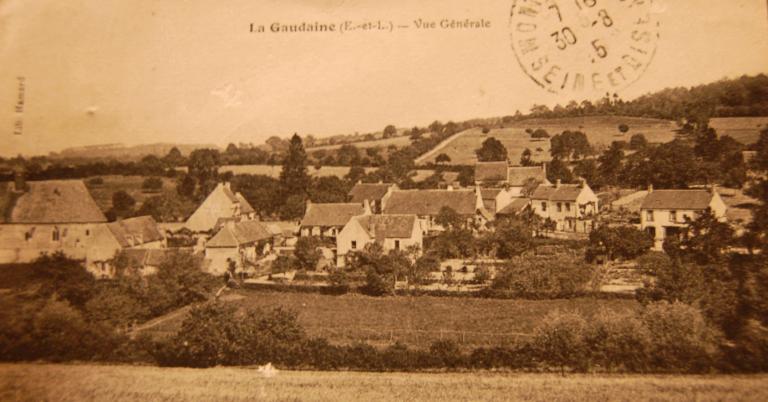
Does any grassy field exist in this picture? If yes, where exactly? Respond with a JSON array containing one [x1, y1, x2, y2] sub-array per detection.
[[86, 175, 181, 213], [307, 135, 413, 151], [418, 116, 678, 166], [2, 364, 767, 402], [216, 165, 377, 178], [710, 117, 768, 144], [140, 290, 638, 349]]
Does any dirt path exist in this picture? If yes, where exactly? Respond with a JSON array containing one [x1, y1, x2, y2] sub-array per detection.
[[414, 129, 471, 165]]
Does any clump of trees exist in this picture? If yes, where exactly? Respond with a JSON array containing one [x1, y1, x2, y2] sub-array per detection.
[[586, 225, 653, 262], [475, 137, 508, 162], [489, 254, 599, 298]]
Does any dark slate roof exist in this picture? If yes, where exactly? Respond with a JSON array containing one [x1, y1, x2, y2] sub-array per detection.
[[1, 180, 107, 223], [207, 220, 272, 248], [480, 188, 503, 200], [640, 190, 714, 210], [348, 183, 394, 202], [475, 162, 509, 183], [530, 184, 584, 201], [355, 214, 417, 238], [508, 166, 548, 186], [107, 216, 164, 247], [301, 203, 366, 227], [497, 198, 530, 215], [384, 190, 477, 216]]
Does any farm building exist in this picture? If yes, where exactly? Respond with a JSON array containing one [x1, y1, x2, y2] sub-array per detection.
[[383, 188, 489, 233], [640, 186, 727, 250], [496, 198, 531, 218], [336, 214, 422, 267], [185, 182, 256, 233], [204, 220, 274, 275], [117, 248, 203, 276], [474, 161, 509, 185], [347, 182, 398, 214], [529, 179, 599, 233], [480, 188, 515, 213], [106, 216, 165, 249], [507, 165, 549, 197], [300, 201, 370, 238]]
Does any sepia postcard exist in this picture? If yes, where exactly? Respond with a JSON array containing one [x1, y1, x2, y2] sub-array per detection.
[[1, 1, 768, 401]]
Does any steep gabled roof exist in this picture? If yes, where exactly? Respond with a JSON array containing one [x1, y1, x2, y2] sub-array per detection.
[[1, 180, 106, 223], [107, 216, 164, 247], [530, 184, 584, 201], [207, 220, 272, 248], [235, 193, 255, 214], [508, 166, 548, 186], [480, 188, 503, 200], [355, 214, 417, 239], [497, 198, 530, 215], [641, 190, 715, 210], [302, 203, 366, 227], [384, 190, 477, 216], [475, 161, 509, 183], [348, 183, 394, 202]]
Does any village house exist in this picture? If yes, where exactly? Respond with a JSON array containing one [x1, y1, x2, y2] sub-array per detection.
[[640, 186, 728, 250], [347, 182, 398, 213], [382, 188, 490, 233], [529, 179, 599, 233], [107, 216, 165, 249], [480, 188, 515, 214], [300, 201, 370, 238], [336, 214, 422, 267], [204, 220, 273, 275], [185, 182, 256, 233], [0, 176, 118, 275], [117, 248, 204, 276], [496, 198, 531, 218], [507, 165, 549, 197], [474, 161, 509, 186]]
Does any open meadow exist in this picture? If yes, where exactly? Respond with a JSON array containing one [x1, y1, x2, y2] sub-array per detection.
[[2, 363, 767, 402], [86, 175, 182, 213], [417, 116, 678, 166], [139, 290, 638, 349], [709, 117, 768, 144]]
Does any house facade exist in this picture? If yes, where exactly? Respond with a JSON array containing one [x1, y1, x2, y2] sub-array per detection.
[[640, 187, 728, 249], [300, 201, 370, 238], [0, 178, 115, 275], [336, 214, 422, 267], [382, 188, 489, 233], [185, 182, 256, 233], [480, 188, 514, 214], [204, 220, 273, 275], [529, 180, 599, 233], [347, 182, 398, 214]]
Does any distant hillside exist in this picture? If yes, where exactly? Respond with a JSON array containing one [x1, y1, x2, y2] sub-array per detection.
[[417, 116, 678, 166], [51, 143, 220, 161]]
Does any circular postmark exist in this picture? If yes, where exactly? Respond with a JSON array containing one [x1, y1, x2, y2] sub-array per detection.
[[510, 0, 660, 96]]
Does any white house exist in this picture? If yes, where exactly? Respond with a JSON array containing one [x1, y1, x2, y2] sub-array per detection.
[[336, 214, 422, 267], [204, 220, 273, 275], [640, 186, 728, 250], [507, 165, 550, 197], [0, 177, 115, 275], [529, 179, 599, 233], [347, 182, 398, 214], [185, 182, 256, 233], [382, 188, 490, 233], [300, 201, 370, 238]]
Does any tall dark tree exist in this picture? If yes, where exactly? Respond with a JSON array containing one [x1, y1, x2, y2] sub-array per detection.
[[546, 158, 574, 184], [188, 149, 220, 183], [475, 137, 508, 162], [520, 148, 534, 166], [597, 141, 625, 186], [383, 125, 398, 139], [279, 134, 311, 218], [550, 130, 591, 161]]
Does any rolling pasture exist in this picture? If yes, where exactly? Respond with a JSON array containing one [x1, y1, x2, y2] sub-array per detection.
[[140, 290, 638, 350], [709, 117, 768, 144], [307, 134, 413, 151], [3, 363, 767, 402], [417, 116, 679, 166], [217, 165, 377, 178], [86, 175, 183, 213]]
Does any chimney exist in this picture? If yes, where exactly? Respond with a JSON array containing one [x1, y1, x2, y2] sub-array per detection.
[[541, 162, 547, 177], [555, 179, 561, 188], [647, 184, 653, 193], [13, 167, 26, 192]]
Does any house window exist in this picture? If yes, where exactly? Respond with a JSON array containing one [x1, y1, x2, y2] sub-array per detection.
[[565, 203, 571, 212], [646, 210, 654, 222], [669, 210, 677, 223], [541, 202, 547, 212], [557, 203, 562, 212], [394, 240, 400, 250], [85, 229, 90, 236], [52, 228, 60, 241], [351, 241, 357, 250]]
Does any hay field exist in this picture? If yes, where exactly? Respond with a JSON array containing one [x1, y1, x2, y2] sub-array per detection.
[[217, 165, 377, 178], [710, 117, 768, 144], [418, 116, 678, 166], [86, 175, 182, 213], [140, 290, 638, 349], [2, 364, 767, 402], [307, 135, 412, 151]]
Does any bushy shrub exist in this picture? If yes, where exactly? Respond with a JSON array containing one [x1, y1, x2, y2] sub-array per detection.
[[586, 225, 653, 262], [585, 309, 651, 372], [531, 310, 589, 374], [492, 255, 599, 298], [294, 236, 322, 270], [142, 177, 164, 192], [33, 252, 95, 309], [361, 269, 392, 296]]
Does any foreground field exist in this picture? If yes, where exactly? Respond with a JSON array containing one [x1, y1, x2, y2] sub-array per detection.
[[2, 364, 767, 402], [140, 290, 638, 349]]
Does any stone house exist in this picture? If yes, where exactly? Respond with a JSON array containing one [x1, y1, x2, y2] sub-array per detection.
[[382, 188, 490, 233], [640, 186, 727, 250], [347, 182, 398, 213], [300, 201, 370, 238], [480, 188, 515, 214], [204, 220, 273, 275], [336, 214, 422, 267], [185, 182, 256, 233], [529, 179, 599, 233], [474, 162, 549, 197]]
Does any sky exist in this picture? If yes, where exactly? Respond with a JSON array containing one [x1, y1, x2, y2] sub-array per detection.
[[1, 0, 767, 156]]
